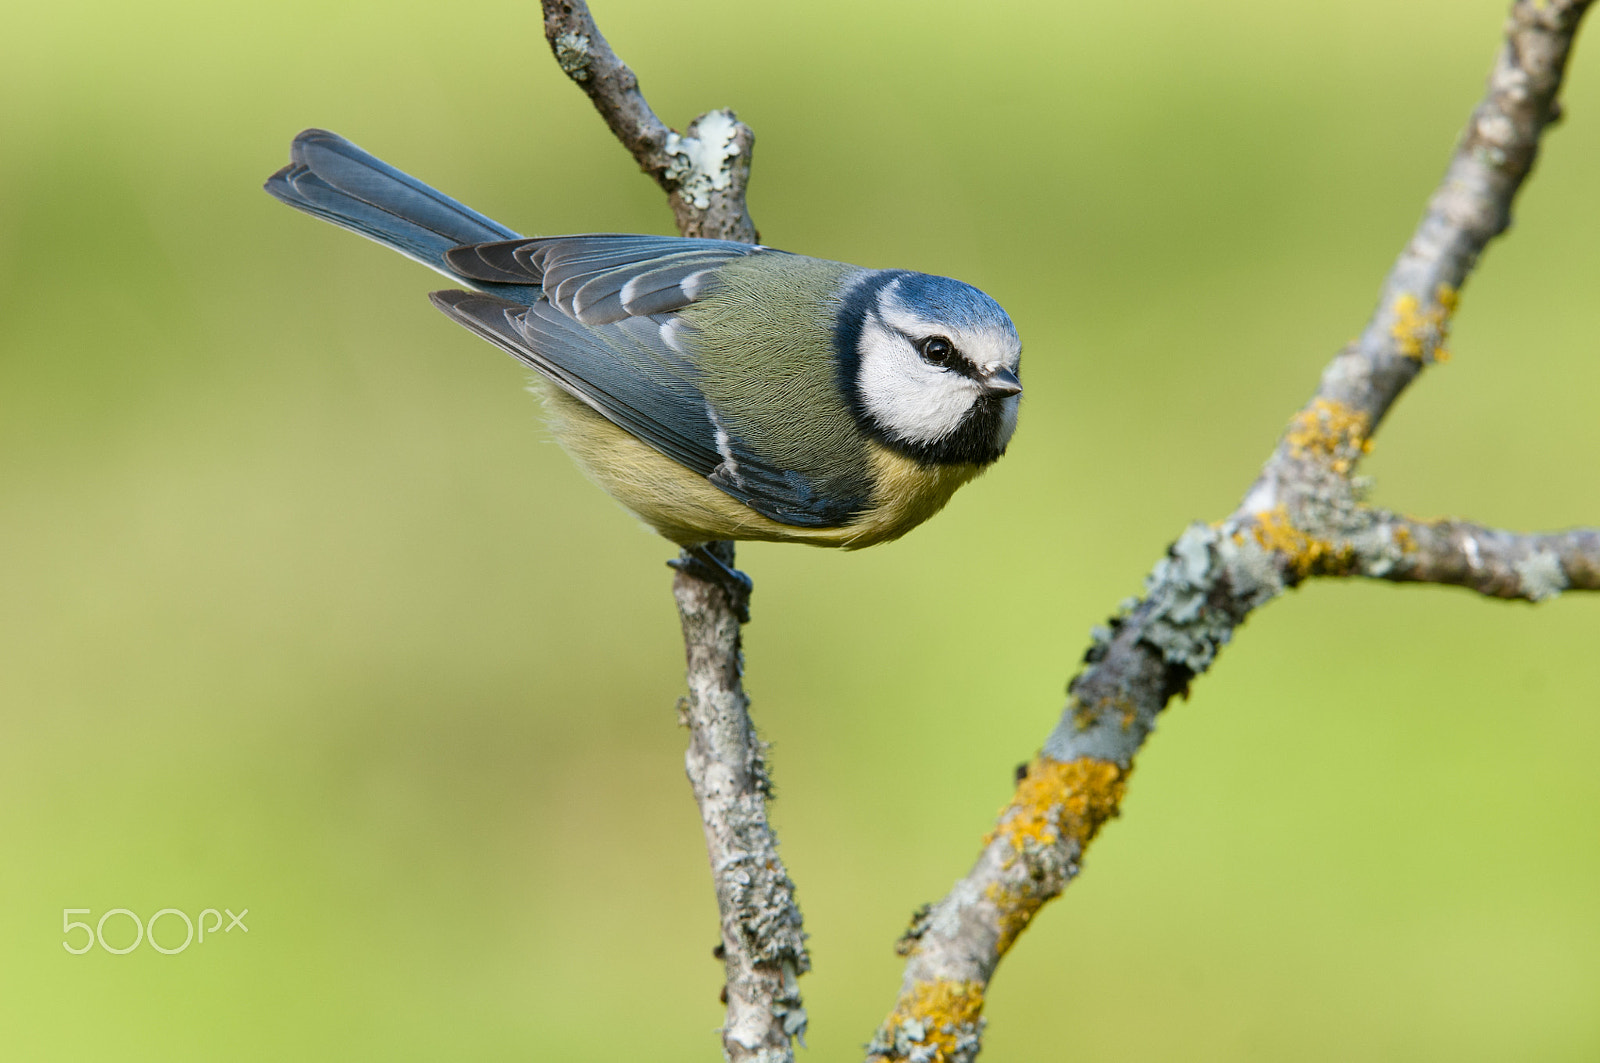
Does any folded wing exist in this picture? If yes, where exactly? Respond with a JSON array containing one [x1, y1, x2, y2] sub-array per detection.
[[430, 236, 865, 529]]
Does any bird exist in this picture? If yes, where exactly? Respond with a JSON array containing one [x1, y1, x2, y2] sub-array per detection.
[[264, 129, 1022, 579]]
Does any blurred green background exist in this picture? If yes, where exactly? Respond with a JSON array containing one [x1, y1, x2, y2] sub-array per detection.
[[2, 0, 1597, 1058]]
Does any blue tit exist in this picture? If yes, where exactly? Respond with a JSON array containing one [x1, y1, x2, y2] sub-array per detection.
[[265, 130, 1022, 550]]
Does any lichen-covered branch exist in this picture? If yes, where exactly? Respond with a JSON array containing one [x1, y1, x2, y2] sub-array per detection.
[[538, 4, 804, 1061], [676, 549, 809, 1063], [1354, 515, 1600, 600], [1243, 0, 1591, 514], [541, 0, 756, 242], [1228, 410, 1600, 603], [869, 4, 1594, 1060]]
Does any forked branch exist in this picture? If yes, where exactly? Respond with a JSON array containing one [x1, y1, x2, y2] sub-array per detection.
[[869, 3, 1597, 1061], [535, 2, 1599, 1062]]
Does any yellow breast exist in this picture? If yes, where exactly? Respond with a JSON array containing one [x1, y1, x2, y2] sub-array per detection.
[[537, 386, 982, 548]]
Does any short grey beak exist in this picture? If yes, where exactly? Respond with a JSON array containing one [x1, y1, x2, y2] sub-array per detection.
[[981, 366, 1023, 397]]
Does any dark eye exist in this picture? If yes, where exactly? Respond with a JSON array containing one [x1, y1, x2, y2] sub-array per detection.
[[919, 336, 954, 364]]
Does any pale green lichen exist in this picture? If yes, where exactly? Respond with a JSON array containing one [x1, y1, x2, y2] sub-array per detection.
[[1046, 523, 1285, 764], [552, 31, 592, 81], [720, 834, 808, 969], [715, 777, 810, 1043], [1139, 523, 1282, 674], [1140, 524, 1232, 672], [772, 958, 808, 1045], [665, 110, 742, 209], [1348, 519, 1413, 578], [745, 1049, 793, 1063], [1514, 549, 1568, 601]]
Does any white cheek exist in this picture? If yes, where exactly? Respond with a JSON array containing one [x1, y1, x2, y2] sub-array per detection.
[[858, 323, 979, 445]]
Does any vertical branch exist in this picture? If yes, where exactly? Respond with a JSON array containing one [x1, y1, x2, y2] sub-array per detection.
[[676, 548, 809, 1061], [540, 3, 803, 1060]]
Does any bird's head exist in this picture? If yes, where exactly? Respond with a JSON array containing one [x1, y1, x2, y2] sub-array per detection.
[[837, 271, 1022, 466]]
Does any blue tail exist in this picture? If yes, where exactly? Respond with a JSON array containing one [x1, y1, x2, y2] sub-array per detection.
[[264, 129, 521, 276]]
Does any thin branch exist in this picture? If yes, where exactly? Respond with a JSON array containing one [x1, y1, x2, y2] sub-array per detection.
[[542, 0, 757, 242], [869, 4, 1595, 1060], [1354, 514, 1600, 600], [1243, 0, 1591, 511], [676, 547, 809, 1061], [540, 3, 805, 1061]]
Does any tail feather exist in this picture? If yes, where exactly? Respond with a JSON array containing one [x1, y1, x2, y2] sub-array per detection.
[[264, 129, 521, 276]]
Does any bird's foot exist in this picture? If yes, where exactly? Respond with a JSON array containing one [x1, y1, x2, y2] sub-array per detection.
[[669, 542, 752, 623]]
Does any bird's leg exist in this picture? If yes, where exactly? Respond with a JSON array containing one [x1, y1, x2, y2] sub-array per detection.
[[669, 541, 753, 623]]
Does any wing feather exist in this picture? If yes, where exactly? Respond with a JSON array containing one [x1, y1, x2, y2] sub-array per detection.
[[428, 279, 867, 529]]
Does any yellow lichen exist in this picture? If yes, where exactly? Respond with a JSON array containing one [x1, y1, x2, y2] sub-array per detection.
[[985, 881, 1043, 958], [1285, 398, 1372, 473], [1392, 523, 1417, 555], [987, 757, 1128, 854], [871, 980, 985, 1063], [1244, 504, 1355, 578], [973, 758, 1129, 958], [1390, 285, 1458, 362]]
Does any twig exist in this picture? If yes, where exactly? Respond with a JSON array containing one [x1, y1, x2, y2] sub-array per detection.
[[869, 4, 1596, 1060], [1354, 514, 1600, 600], [541, 0, 756, 243], [539, 4, 805, 1061]]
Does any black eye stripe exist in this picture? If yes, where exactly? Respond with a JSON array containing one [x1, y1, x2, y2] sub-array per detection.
[[905, 332, 986, 378], [951, 354, 982, 379]]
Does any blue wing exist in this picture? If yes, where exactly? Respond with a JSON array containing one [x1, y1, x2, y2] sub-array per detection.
[[264, 128, 867, 529], [446, 234, 764, 323], [432, 289, 719, 476], [430, 237, 866, 528]]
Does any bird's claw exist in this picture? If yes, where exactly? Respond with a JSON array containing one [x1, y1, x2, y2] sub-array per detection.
[[669, 543, 753, 623]]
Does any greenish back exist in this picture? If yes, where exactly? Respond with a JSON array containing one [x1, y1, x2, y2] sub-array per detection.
[[681, 255, 875, 508]]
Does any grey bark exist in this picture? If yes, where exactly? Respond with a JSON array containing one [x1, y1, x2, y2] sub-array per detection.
[[871, 3, 1598, 1061], [530, 2, 1600, 1061], [540, 4, 802, 1061], [541, 0, 757, 243]]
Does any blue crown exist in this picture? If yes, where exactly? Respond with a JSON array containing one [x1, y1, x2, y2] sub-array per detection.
[[885, 272, 1016, 335]]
